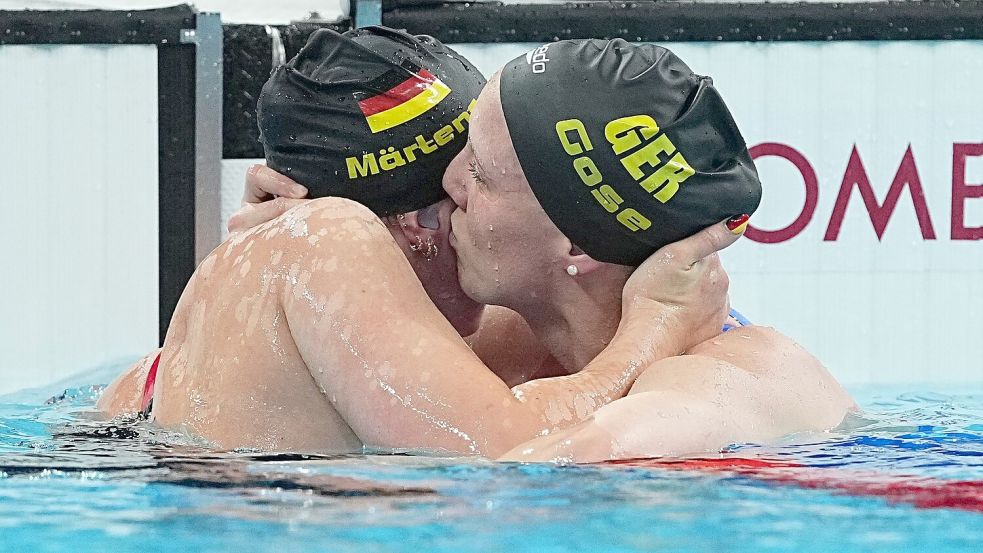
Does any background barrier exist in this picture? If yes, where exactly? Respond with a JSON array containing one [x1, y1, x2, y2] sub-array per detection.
[[1, 1, 980, 392], [0, 5, 221, 393]]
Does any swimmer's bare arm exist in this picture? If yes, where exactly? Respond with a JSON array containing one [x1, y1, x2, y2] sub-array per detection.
[[281, 199, 734, 458], [229, 167, 561, 379], [500, 326, 857, 463]]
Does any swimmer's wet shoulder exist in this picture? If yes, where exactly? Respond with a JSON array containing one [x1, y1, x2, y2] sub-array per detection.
[[128, 198, 380, 452]]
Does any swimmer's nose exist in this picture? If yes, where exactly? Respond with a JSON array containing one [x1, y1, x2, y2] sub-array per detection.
[[443, 150, 469, 211]]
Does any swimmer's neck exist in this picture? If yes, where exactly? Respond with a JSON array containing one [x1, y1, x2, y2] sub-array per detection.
[[512, 276, 624, 374], [383, 217, 484, 337]]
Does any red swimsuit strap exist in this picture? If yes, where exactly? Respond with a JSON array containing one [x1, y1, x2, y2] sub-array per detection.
[[140, 352, 161, 415]]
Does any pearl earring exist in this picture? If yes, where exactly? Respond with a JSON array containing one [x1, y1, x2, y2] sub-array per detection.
[[566, 265, 579, 276]]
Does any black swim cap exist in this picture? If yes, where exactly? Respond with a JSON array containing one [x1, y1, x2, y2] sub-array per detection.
[[499, 40, 762, 266], [257, 26, 485, 215]]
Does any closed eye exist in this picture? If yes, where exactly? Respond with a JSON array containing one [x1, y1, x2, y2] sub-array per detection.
[[468, 159, 486, 187]]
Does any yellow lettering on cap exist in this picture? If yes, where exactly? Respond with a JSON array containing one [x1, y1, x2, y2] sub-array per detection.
[[620, 133, 676, 181], [434, 124, 455, 146], [347, 153, 380, 179], [640, 151, 695, 203], [616, 209, 652, 232], [591, 185, 624, 213], [451, 99, 476, 133], [573, 156, 602, 187], [604, 115, 660, 155], [344, 100, 474, 180], [556, 119, 593, 156]]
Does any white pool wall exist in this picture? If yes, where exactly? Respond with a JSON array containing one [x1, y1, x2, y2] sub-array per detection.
[[0, 45, 160, 395]]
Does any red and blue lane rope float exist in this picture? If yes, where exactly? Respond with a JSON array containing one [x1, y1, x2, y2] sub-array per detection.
[[604, 457, 983, 513]]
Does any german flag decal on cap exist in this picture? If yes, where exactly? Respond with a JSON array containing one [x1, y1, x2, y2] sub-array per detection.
[[357, 69, 451, 134]]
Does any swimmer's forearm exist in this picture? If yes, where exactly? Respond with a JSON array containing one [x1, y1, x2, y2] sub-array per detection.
[[500, 390, 741, 463], [509, 302, 682, 429]]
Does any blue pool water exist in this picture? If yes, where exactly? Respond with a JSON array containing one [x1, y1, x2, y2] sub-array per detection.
[[1, 366, 981, 552]]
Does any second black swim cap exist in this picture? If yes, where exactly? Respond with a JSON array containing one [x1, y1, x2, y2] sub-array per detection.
[[258, 26, 485, 215], [499, 40, 762, 266]]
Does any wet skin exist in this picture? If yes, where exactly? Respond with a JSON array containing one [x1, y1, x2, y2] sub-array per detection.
[[441, 72, 857, 461], [99, 194, 725, 455], [100, 74, 855, 461]]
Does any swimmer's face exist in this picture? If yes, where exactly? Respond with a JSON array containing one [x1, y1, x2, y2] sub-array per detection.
[[385, 197, 484, 337], [443, 72, 575, 307]]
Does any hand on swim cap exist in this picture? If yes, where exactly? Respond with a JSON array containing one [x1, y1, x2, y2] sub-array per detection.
[[227, 197, 308, 235], [683, 214, 749, 264], [622, 217, 743, 351], [499, 39, 761, 266], [242, 165, 308, 206]]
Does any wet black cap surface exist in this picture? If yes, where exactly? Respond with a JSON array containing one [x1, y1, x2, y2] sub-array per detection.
[[258, 26, 486, 215], [499, 39, 761, 266]]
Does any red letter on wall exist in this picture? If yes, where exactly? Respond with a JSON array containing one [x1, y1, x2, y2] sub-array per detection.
[[951, 143, 983, 240], [824, 145, 936, 241], [744, 143, 819, 244]]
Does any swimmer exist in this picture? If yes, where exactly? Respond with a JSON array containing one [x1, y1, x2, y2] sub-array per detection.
[[98, 28, 735, 455], [455, 39, 857, 461], [241, 38, 857, 462]]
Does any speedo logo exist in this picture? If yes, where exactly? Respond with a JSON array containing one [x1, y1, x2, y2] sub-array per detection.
[[525, 45, 551, 74], [345, 99, 477, 180], [554, 114, 696, 232]]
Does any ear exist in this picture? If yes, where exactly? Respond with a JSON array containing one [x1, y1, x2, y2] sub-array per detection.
[[562, 241, 605, 277], [392, 205, 440, 245]]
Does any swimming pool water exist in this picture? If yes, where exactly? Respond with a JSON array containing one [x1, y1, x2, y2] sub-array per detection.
[[1, 365, 980, 553]]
